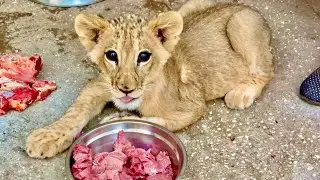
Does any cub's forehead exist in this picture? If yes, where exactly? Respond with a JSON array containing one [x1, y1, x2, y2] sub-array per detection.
[[109, 14, 149, 39]]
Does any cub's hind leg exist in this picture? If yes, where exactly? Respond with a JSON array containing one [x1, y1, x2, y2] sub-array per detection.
[[225, 7, 274, 109], [225, 76, 273, 109]]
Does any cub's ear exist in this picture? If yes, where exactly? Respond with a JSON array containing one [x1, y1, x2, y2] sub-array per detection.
[[148, 11, 183, 52], [74, 14, 109, 51]]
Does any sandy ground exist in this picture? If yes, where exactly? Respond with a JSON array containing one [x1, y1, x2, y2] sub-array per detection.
[[0, 0, 320, 179]]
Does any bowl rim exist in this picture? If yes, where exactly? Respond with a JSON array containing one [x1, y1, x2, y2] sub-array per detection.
[[65, 119, 187, 180]]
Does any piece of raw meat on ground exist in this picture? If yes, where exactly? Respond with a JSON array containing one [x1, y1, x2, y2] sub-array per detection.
[[0, 54, 57, 115]]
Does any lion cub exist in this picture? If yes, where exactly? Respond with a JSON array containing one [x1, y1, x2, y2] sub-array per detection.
[[26, 0, 274, 158]]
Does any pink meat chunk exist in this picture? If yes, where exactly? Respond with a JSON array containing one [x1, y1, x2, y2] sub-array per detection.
[[0, 77, 29, 90], [9, 87, 39, 111], [0, 54, 57, 115], [93, 151, 127, 180], [71, 144, 94, 180], [72, 131, 174, 180], [0, 54, 42, 83], [144, 151, 173, 175], [126, 148, 156, 175], [113, 130, 134, 153], [0, 95, 9, 115], [32, 80, 57, 100]]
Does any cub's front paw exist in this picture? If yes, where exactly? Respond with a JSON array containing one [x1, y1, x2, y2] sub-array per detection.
[[26, 128, 73, 159], [225, 85, 257, 110]]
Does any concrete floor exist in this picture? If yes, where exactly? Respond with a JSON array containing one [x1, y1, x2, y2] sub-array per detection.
[[0, 0, 320, 179]]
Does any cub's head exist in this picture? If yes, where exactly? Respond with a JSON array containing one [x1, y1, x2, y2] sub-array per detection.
[[74, 12, 183, 110]]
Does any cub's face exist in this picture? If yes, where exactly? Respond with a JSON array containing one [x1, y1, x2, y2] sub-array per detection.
[[74, 13, 183, 110]]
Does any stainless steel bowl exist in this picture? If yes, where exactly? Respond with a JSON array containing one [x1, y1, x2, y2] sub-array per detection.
[[30, 0, 105, 7], [65, 120, 187, 179]]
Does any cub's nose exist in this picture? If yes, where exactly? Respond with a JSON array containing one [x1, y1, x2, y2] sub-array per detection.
[[118, 85, 135, 94]]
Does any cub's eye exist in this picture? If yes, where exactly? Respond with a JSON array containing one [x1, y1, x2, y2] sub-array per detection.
[[104, 50, 118, 65], [138, 51, 152, 64]]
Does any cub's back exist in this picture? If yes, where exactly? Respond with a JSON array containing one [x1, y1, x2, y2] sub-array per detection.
[[172, 2, 249, 99], [178, 3, 244, 58]]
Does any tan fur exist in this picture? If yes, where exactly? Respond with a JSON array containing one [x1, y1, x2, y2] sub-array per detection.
[[26, 1, 274, 158]]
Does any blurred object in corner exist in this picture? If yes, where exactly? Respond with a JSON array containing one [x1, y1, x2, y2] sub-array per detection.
[[30, 0, 105, 7], [300, 67, 320, 106]]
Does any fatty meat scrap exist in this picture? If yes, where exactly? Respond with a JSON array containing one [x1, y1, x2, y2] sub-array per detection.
[[0, 54, 57, 115]]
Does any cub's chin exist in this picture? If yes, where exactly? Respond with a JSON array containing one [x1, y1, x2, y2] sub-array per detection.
[[112, 97, 142, 111]]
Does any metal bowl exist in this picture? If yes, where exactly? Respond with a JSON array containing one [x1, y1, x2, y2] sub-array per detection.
[[65, 120, 187, 179], [30, 0, 105, 7]]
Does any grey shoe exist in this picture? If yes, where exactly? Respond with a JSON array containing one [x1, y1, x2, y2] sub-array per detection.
[[300, 67, 320, 106]]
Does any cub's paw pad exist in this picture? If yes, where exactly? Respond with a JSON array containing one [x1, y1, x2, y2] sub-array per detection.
[[26, 128, 72, 159], [225, 85, 257, 110]]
